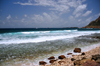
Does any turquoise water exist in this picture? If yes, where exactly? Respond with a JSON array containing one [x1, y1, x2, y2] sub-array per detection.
[[0, 28, 100, 66]]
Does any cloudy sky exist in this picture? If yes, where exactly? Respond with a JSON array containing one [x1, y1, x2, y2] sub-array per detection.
[[0, 0, 100, 28]]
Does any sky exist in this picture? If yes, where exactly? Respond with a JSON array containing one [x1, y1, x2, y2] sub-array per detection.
[[0, 0, 100, 28]]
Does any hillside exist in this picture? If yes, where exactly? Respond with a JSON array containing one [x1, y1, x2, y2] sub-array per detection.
[[83, 16, 100, 28]]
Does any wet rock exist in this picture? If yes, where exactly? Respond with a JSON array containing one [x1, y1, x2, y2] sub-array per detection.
[[74, 48, 81, 53], [67, 53, 72, 55], [39, 61, 47, 65], [49, 60, 56, 63], [92, 36, 100, 39], [81, 52, 85, 55], [48, 56, 55, 60], [82, 61, 100, 66], [58, 55, 66, 59], [71, 58, 76, 61]]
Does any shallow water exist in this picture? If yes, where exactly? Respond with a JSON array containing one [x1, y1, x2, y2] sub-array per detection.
[[0, 29, 100, 66]]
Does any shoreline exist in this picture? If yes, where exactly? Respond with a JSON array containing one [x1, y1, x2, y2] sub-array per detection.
[[40, 43, 100, 66], [1, 42, 100, 66], [1, 35, 100, 66]]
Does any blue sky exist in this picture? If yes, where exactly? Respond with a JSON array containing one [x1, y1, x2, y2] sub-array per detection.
[[0, 0, 100, 28]]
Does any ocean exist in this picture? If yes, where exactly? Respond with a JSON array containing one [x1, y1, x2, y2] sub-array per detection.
[[0, 28, 100, 66]]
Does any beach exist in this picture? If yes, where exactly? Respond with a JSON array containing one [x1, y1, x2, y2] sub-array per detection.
[[41, 44, 100, 66], [0, 28, 100, 66]]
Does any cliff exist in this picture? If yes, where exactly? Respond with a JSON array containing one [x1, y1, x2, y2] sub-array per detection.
[[83, 16, 100, 28]]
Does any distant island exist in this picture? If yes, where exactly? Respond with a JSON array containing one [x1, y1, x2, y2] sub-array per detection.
[[83, 16, 100, 28]]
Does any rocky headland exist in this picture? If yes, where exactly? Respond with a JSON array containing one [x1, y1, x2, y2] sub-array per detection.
[[83, 16, 100, 28]]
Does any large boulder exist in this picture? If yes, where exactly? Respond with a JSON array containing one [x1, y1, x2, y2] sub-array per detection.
[[48, 56, 55, 60], [58, 55, 66, 59], [74, 48, 81, 53], [39, 61, 47, 65]]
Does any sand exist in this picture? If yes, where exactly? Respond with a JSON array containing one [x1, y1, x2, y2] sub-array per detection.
[[41, 46, 100, 66], [2, 44, 100, 66]]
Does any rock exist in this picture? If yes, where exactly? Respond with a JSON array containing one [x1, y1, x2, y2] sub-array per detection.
[[39, 61, 47, 65], [92, 54, 100, 61], [48, 56, 55, 60], [80, 58, 91, 65], [58, 55, 66, 59], [96, 59, 100, 64], [82, 57, 87, 60], [49, 60, 56, 64], [92, 55, 97, 61], [71, 58, 76, 61], [83, 16, 100, 28], [74, 48, 81, 53], [74, 58, 91, 65], [92, 36, 100, 39], [95, 54, 100, 59], [67, 53, 72, 55], [58, 61, 65, 65], [72, 55, 75, 56], [74, 65, 80, 66], [81, 52, 85, 55], [74, 60, 81, 65], [82, 61, 100, 66]]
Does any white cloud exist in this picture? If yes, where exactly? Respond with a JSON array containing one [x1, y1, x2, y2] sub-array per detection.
[[7, 15, 11, 20], [67, 0, 83, 8], [75, 13, 82, 17], [31, 12, 63, 27], [21, 18, 25, 22], [14, 0, 86, 14], [69, 15, 74, 19], [86, 17, 92, 22], [78, 19, 81, 22], [32, 14, 44, 23], [32, 0, 70, 12], [14, 2, 33, 5], [73, 4, 87, 15], [32, 12, 60, 23], [73, 4, 87, 18], [24, 14, 27, 17], [16, 16, 18, 19], [99, 13, 100, 16], [95, 13, 100, 17], [83, 11, 92, 16]]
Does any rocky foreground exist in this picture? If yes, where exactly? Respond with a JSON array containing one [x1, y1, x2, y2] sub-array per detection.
[[39, 46, 100, 66]]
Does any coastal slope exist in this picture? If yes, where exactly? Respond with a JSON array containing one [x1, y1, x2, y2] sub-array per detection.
[[83, 16, 100, 28]]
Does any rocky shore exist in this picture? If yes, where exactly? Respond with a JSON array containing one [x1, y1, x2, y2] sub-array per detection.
[[39, 46, 100, 66]]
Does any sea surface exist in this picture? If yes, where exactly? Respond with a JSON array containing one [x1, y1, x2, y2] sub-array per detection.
[[0, 28, 100, 66]]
